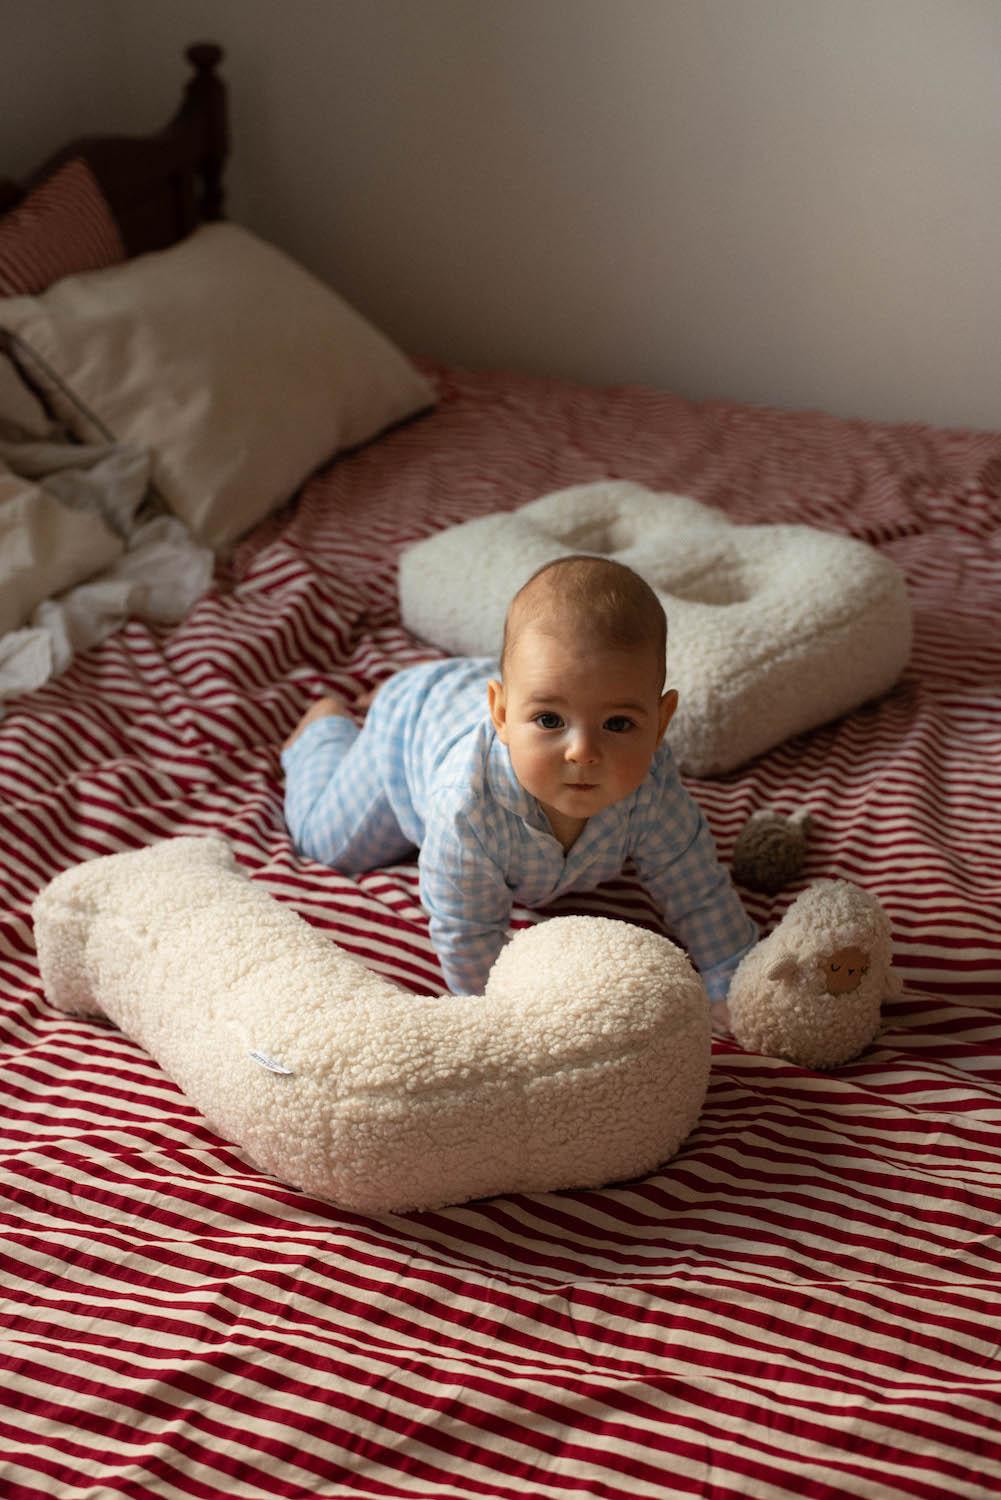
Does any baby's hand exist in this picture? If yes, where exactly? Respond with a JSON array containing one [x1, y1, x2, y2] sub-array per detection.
[[282, 694, 348, 751], [709, 998, 731, 1036]]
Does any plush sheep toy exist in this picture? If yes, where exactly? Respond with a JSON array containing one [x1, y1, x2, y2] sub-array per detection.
[[727, 880, 901, 1068], [32, 835, 712, 1215]]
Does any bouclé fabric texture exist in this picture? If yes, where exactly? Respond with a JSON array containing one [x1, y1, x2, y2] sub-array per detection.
[[33, 835, 712, 1214], [728, 880, 900, 1068], [399, 480, 912, 775]]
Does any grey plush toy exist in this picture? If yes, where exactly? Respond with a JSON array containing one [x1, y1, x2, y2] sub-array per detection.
[[731, 808, 812, 894]]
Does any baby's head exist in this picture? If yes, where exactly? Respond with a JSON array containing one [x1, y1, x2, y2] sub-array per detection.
[[500, 555, 667, 685], [488, 557, 677, 841]]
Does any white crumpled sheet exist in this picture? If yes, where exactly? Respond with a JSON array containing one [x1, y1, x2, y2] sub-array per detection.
[[0, 376, 212, 710], [0, 512, 213, 706]]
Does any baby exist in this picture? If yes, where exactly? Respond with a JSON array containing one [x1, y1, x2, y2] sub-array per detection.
[[282, 555, 757, 999]]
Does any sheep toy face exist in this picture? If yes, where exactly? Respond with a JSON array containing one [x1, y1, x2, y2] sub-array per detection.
[[823, 946, 869, 995], [728, 880, 898, 1069]]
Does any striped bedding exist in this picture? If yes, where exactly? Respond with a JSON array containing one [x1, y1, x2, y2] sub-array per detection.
[[3, 362, 1000, 1498]]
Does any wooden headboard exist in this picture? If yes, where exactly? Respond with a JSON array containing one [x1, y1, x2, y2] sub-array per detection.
[[0, 42, 229, 257]]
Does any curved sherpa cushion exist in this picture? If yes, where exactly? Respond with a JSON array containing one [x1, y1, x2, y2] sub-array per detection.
[[33, 835, 712, 1215], [399, 481, 912, 775]]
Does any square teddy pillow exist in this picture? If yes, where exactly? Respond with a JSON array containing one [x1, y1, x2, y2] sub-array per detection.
[[0, 223, 436, 548]]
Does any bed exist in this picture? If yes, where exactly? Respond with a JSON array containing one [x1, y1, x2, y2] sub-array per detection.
[[2, 42, 1000, 1500]]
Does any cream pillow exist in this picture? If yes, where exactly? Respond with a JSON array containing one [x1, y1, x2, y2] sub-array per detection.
[[0, 350, 51, 437], [0, 224, 436, 549]]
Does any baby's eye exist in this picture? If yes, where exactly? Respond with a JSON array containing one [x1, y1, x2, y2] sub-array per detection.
[[604, 716, 636, 733], [533, 712, 564, 730]]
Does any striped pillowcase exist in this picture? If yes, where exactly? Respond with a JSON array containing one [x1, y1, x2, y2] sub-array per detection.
[[0, 158, 125, 297]]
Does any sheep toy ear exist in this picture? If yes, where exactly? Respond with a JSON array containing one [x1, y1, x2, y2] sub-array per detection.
[[766, 951, 800, 984]]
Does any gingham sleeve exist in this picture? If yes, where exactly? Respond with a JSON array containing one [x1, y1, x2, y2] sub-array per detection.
[[631, 758, 758, 1001], [419, 789, 514, 995]]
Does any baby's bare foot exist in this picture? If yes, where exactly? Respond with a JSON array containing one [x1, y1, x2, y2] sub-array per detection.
[[356, 663, 412, 712], [282, 694, 349, 750], [354, 685, 382, 712]]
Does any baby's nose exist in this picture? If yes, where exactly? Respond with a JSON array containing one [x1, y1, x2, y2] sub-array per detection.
[[567, 730, 600, 764]]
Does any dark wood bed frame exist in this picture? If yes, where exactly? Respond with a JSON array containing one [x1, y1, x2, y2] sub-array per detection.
[[0, 42, 228, 256]]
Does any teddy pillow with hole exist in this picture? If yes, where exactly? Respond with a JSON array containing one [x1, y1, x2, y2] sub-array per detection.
[[399, 481, 912, 775]]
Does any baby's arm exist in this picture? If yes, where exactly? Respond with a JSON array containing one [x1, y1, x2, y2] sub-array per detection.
[[633, 778, 757, 1003], [427, 906, 512, 996], [419, 801, 514, 994]]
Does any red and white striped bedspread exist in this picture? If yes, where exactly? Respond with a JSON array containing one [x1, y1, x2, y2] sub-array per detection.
[[3, 364, 1000, 1498]]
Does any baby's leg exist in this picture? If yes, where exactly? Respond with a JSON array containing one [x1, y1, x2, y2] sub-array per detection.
[[283, 694, 351, 751], [282, 717, 414, 872]]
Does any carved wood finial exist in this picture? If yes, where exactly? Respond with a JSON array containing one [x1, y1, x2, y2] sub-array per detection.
[[180, 42, 228, 223], [186, 42, 224, 75]]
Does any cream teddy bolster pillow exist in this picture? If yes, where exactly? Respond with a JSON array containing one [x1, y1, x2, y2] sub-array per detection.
[[0, 223, 435, 550], [33, 836, 712, 1215]]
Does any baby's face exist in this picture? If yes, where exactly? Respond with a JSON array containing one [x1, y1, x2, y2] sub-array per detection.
[[488, 628, 676, 831]]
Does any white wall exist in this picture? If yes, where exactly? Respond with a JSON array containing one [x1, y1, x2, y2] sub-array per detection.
[[5, 1, 1001, 430], [2, 0, 124, 175]]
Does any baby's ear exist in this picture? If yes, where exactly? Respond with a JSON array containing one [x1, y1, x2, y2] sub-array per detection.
[[766, 951, 800, 984], [657, 688, 679, 742], [487, 679, 508, 740]]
